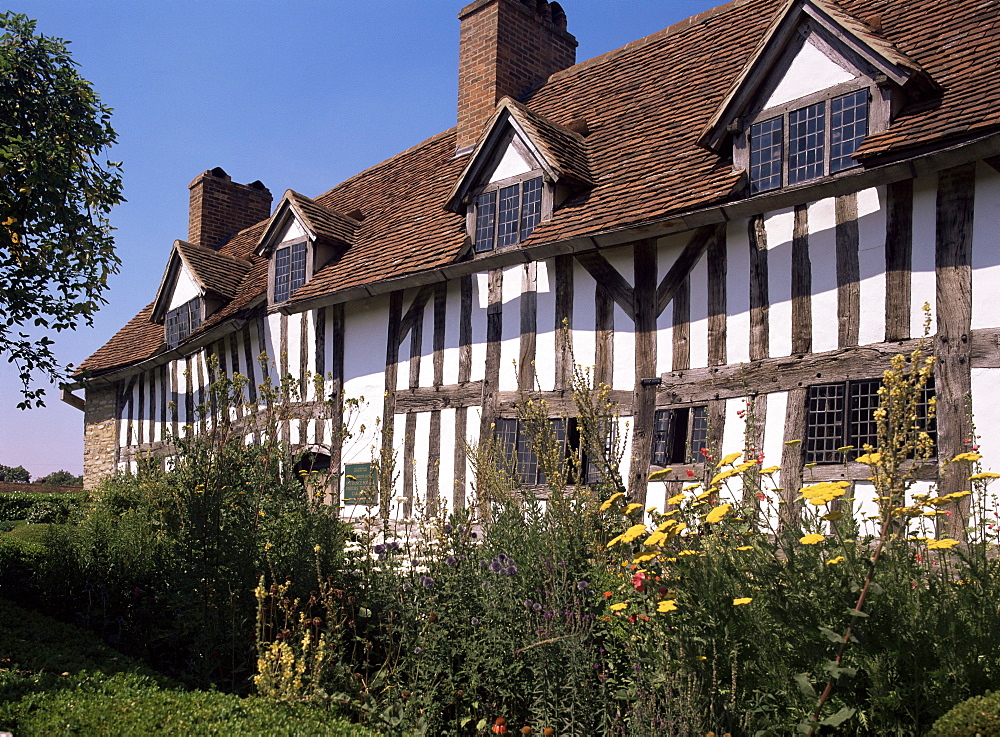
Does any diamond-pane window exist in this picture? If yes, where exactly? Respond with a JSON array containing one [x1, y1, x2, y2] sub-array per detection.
[[788, 101, 826, 184], [830, 90, 868, 173], [750, 116, 783, 193]]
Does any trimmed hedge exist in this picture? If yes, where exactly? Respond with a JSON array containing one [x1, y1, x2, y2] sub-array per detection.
[[0, 491, 85, 523], [929, 690, 1000, 737]]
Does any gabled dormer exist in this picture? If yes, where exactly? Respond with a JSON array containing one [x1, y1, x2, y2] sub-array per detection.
[[150, 240, 251, 349], [699, 0, 934, 195], [256, 191, 360, 305], [446, 97, 592, 255]]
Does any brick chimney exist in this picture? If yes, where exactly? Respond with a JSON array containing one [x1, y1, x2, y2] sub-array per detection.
[[188, 167, 272, 250], [456, 0, 577, 153]]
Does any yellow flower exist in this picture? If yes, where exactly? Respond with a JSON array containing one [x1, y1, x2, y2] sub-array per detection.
[[621, 524, 649, 543], [969, 472, 1000, 480], [736, 545, 753, 551], [633, 552, 659, 563], [678, 550, 700, 556], [667, 492, 686, 505], [643, 530, 667, 547], [800, 481, 850, 506], [609, 602, 628, 611], [264, 542, 273, 552], [799, 533, 825, 545], [682, 483, 701, 491], [600, 492, 624, 511], [927, 538, 961, 550], [733, 597, 753, 606], [657, 600, 678, 613], [710, 468, 740, 485], [952, 452, 982, 462], [623, 503, 644, 515], [855, 452, 881, 465], [822, 511, 844, 521], [760, 465, 781, 475], [719, 452, 742, 466], [648, 468, 673, 481], [313, 544, 321, 553], [826, 556, 845, 565], [607, 534, 624, 547], [258, 510, 266, 517], [704, 503, 732, 524]]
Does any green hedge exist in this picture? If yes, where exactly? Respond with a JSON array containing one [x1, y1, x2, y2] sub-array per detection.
[[8, 673, 373, 736], [0, 491, 85, 523], [929, 690, 1000, 737]]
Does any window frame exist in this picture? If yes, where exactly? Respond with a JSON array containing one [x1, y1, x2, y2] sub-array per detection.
[[164, 296, 203, 349], [468, 170, 551, 255], [494, 416, 616, 488], [268, 235, 311, 306], [804, 377, 936, 464], [651, 405, 710, 467]]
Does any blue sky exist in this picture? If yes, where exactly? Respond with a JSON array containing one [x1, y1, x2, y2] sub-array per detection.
[[0, 0, 720, 479]]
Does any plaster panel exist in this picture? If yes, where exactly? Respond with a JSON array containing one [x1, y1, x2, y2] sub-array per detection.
[[411, 411, 432, 514], [534, 259, 556, 392], [264, 313, 282, 383], [856, 186, 887, 345], [717, 397, 749, 506], [972, 163, 1000, 330], [765, 208, 795, 357], [808, 198, 839, 353], [571, 260, 598, 380], [911, 175, 937, 332], [343, 295, 391, 416], [611, 302, 634, 391], [763, 38, 855, 110], [972, 368, 1000, 470], [726, 220, 752, 365], [418, 296, 436, 390], [688, 255, 709, 369], [489, 141, 533, 183], [499, 265, 524, 389], [437, 408, 457, 514], [168, 263, 201, 310], [470, 273, 488, 383], [603, 245, 635, 288], [441, 279, 463, 387]]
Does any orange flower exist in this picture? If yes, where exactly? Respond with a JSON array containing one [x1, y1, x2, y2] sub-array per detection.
[[603, 591, 613, 599]]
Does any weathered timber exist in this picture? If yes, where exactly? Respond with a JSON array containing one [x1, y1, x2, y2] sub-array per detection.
[[427, 409, 442, 516], [554, 255, 574, 390], [707, 224, 727, 367], [397, 382, 485, 412], [705, 399, 726, 486], [743, 393, 766, 509], [672, 275, 691, 371], [480, 269, 503, 439], [792, 204, 812, 354], [779, 388, 807, 532], [409, 302, 424, 390], [520, 262, 537, 390], [656, 225, 714, 317], [835, 193, 861, 348], [170, 359, 179, 438], [805, 460, 937, 483], [398, 284, 436, 348], [748, 215, 770, 361], [255, 313, 270, 381], [631, 240, 657, 506], [885, 178, 913, 341], [300, 311, 309, 398], [575, 251, 634, 320], [381, 290, 403, 516], [184, 356, 194, 427], [454, 407, 468, 509], [454, 275, 473, 509], [159, 364, 168, 432], [242, 322, 257, 404], [279, 312, 289, 381], [595, 284, 614, 387], [329, 302, 346, 475], [935, 163, 976, 538], [433, 283, 447, 387], [403, 413, 417, 517], [497, 388, 632, 415]]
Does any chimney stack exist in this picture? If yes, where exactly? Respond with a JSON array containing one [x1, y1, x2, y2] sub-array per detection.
[[188, 167, 272, 250], [456, 0, 577, 153]]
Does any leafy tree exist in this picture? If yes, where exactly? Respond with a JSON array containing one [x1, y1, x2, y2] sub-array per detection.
[[37, 469, 82, 486], [0, 13, 124, 408], [0, 463, 30, 483]]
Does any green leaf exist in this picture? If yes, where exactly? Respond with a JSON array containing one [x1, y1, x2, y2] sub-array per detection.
[[819, 626, 843, 643], [794, 672, 816, 698], [820, 707, 856, 727], [845, 608, 869, 618]]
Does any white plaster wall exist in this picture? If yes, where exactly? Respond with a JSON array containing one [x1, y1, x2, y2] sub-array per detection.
[[764, 37, 855, 109], [343, 295, 392, 466], [276, 217, 306, 243], [972, 163, 1000, 330], [286, 314, 303, 390], [761, 390, 788, 531], [688, 255, 709, 369], [417, 294, 436, 389], [168, 264, 201, 310], [489, 141, 532, 183], [441, 280, 464, 386], [304, 311, 317, 401], [499, 264, 524, 390], [611, 300, 634, 391], [264, 313, 282, 383], [856, 187, 887, 345], [470, 274, 489, 383], [571, 260, 597, 381], [437, 407, 457, 513], [534, 259, 556, 391], [765, 207, 795, 357], [654, 298, 673, 377], [805, 198, 837, 352], [716, 397, 750, 506], [972, 368, 1000, 470], [726, 221, 752, 364], [911, 175, 937, 332], [410, 411, 432, 514], [603, 245, 635, 288], [152, 369, 163, 443]]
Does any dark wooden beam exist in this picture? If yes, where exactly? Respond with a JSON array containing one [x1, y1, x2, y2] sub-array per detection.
[[835, 193, 861, 348], [748, 215, 769, 361], [656, 225, 714, 317], [398, 284, 436, 348], [554, 255, 574, 390], [791, 204, 812, 354], [630, 240, 657, 505], [576, 251, 634, 321], [885, 178, 913, 341]]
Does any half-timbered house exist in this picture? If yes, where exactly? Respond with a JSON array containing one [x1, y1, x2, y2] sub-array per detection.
[[68, 0, 1000, 535]]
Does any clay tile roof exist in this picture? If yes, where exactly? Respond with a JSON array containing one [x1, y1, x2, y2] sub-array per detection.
[[79, 0, 1000, 378], [284, 191, 360, 247], [507, 101, 593, 187], [175, 239, 251, 299]]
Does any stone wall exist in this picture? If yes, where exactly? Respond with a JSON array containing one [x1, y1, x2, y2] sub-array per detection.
[[83, 383, 118, 489]]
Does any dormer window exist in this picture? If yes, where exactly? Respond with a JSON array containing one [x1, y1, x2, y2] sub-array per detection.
[[273, 238, 308, 303], [165, 297, 202, 349], [473, 173, 544, 253], [749, 87, 870, 194]]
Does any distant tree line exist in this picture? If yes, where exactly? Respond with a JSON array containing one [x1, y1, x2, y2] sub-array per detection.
[[0, 464, 82, 486]]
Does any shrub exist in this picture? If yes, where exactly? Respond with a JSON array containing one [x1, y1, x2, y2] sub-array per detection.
[[929, 690, 1000, 737], [0, 491, 84, 522]]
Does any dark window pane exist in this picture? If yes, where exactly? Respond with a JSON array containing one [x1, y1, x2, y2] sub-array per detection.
[[290, 241, 308, 295], [847, 379, 881, 455], [274, 245, 291, 303], [688, 406, 710, 462], [496, 184, 520, 248], [651, 406, 708, 465], [750, 116, 783, 193], [789, 101, 826, 184], [520, 177, 543, 240], [830, 90, 868, 173], [474, 191, 496, 253], [165, 297, 202, 348], [188, 299, 201, 332], [166, 311, 179, 348], [806, 383, 845, 463]]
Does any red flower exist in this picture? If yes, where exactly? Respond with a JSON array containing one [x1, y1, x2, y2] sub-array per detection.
[[632, 571, 647, 593], [756, 492, 766, 501], [686, 470, 696, 478]]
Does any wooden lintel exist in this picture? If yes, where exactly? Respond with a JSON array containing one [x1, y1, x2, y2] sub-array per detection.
[[394, 381, 485, 412], [497, 389, 633, 416], [574, 251, 635, 321], [656, 225, 716, 317], [659, 328, 1000, 404]]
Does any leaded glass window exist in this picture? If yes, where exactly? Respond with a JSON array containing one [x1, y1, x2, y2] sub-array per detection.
[[788, 101, 826, 184], [473, 175, 544, 252], [750, 117, 783, 193], [830, 90, 868, 173], [274, 241, 308, 303], [651, 406, 709, 465], [165, 297, 202, 349]]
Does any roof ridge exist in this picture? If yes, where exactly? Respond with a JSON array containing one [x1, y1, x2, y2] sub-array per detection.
[[548, 0, 762, 84], [177, 238, 252, 266]]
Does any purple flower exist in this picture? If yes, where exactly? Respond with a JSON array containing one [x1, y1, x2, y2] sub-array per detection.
[[489, 560, 502, 573], [388, 541, 401, 551], [524, 599, 534, 610], [420, 575, 435, 589], [444, 523, 453, 534], [470, 617, 480, 626], [577, 580, 590, 591], [373, 544, 386, 554], [532, 602, 542, 612], [505, 565, 518, 576], [498, 553, 509, 564], [480, 559, 489, 568], [445, 556, 457, 566]]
